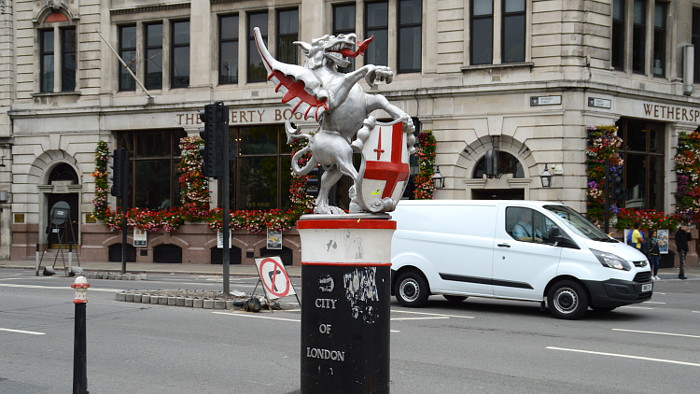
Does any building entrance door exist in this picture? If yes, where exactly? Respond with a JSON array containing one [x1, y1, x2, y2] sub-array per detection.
[[46, 193, 79, 248], [472, 189, 524, 200]]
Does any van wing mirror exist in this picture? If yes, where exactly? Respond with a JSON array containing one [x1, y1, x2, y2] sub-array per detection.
[[547, 226, 579, 249]]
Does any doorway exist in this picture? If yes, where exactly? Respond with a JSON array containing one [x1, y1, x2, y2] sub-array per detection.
[[472, 189, 524, 200], [46, 193, 79, 248]]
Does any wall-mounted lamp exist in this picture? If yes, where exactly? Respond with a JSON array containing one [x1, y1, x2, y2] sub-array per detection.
[[540, 164, 564, 188], [0, 156, 5, 167], [432, 166, 445, 190]]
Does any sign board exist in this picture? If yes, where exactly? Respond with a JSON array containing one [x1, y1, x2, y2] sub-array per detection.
[[217, 230, 232, 249], [530, 95, 561, 106], [255, 256, 296, 300], [588, 97, 612, 109], [133, 229, 147, 248], [658, 229, 669, 254], [267, 229, 282, 250]]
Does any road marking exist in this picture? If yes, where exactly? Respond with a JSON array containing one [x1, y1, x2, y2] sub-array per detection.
[[547, 347, 700, 367], [391, 316, 450, 321], [612, 328, 700, 339], [391, 330, 400, 333], [693, 311, 700, 314], [212, 311, 300, 322], [0, 328, 46, 336], [619, 305, 654, 310], [284, 309, 301, 312], [654, 292, 666, 295], [0, 284, 118, 292], [644, 301, 666, 305], [391, 310, 475, 319]]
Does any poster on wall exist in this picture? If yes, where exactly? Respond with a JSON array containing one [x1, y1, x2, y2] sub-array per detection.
[[267, 229, 282, 250], [217, 230, 232, 249], [657, 229, 669, 254], [133, 229, 147, 248]]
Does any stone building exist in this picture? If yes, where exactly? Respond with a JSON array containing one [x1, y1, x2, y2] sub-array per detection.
[[1, 0, 699, 266]]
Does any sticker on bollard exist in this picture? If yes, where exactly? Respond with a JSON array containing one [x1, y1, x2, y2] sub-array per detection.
[[301, 264, 391, 393]]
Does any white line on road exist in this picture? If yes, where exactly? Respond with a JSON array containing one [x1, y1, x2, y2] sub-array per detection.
[[212, 311, 300, 322], [0, 328, 46, 336], [0, 284, 118, 292], [693, 311, 700, 314], [619, 305, 654, 310], [391, 330, 400, 333], [391, 310, 475, 319], [644, 301, 667, 305], [612, 328, 700, 339], [391, 316, 450, 321], [547, 346, 700, 367]]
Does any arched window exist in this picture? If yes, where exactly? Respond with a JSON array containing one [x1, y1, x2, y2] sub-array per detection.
[[473, 151, 524, 178], [38, 9, 77, 93], [48, 163, 79, 184]]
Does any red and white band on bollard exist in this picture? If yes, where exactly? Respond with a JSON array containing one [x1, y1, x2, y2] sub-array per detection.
[[71, 276, 90, 304]]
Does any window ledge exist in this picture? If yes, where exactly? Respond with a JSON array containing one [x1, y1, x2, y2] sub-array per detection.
[[461, 62, 534, 73], [32, 91, 81, 98]]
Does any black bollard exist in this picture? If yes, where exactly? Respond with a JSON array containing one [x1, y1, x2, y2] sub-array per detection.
[[71, 276, 89, 394]]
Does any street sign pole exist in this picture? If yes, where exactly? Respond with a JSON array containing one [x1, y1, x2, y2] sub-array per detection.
[[220, 103, 231, 295]]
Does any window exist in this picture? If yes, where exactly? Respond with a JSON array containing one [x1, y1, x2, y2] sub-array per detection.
[[171, 20, 190, 88], [145, 23, 163, 90], [652, 2, 666, 77], [471, 0, 493, 65], [365, 2, 388, 66], [118, 25, 137, 91], [632, 0, 647, 74], [40, 29, 54, 93], [612, 0, 625, 70], [473, 151, 524, 178], [219, 15, 239, 85], [333, 4, 356, 73], [229, 125, 292, 210], [398, 0, 422, 72], [693, 8, 700, 83], [616, 118, 665, 211], [502, 0, 525, 63], [38, 16, 77, 93], [115, 129, 187, 209], [277, 9, 299, 65], [248, 12, 268, 83], [506, 207, 555, 244]]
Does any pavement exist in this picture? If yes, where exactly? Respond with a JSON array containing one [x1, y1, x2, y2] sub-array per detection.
[[0, 259, 698, 280]]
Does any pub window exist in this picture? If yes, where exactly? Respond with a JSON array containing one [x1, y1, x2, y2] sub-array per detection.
[[38, 11, 77, 93], [229, 124, 292, 210], [277, 9, 299, 65], [502, 0, 525, 63], [632, 0, 646, 74], [692, 8, 700, 83], [333, 3, 356, 73], [248, 11, 268, 83], [115, 129, 187, 210], [118, 25, 137, 91], [471, 0, 494, 65], [219, 14, 239, 85], [145, 22, 163, 90], [616, 118, 665, 211], [652, 2, 666, 77], [612, 0, 625, 70], [397, 0, 422, 73], [365, 1, 388, 66], [171, 20, 190, 88]]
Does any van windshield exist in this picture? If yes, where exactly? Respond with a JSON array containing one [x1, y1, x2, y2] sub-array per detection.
[[544, 205, 616, 242]]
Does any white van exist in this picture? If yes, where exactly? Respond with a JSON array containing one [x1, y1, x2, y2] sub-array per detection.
[[390, 200, 653, 319]]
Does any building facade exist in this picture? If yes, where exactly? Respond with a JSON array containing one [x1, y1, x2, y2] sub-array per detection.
[[1, 0, 699, 265]]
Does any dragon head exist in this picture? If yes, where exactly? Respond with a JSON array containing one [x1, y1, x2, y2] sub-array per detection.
[[295, 33, 373, 70]]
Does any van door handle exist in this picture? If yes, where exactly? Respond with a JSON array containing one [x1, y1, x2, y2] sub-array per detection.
[[497, 243, 511, 248]]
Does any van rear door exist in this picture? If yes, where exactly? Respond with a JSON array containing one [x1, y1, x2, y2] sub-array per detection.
[[492, 205, 562, 300]]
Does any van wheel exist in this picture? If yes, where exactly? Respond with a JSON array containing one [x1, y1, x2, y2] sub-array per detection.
[[547, 280, 588, 320], [443, 295, 467, 303], [395, 271, 429, 307]]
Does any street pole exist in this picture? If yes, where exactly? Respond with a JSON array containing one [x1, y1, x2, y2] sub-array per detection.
[[71, 276, 89, 394], [220, 103, 230, 295], [604, 164, 610, 235]]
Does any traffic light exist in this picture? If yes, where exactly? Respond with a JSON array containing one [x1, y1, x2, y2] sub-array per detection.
[[110, 148, 129, 197], [199, 103, 223, 178], [306, 165, 322, 197]]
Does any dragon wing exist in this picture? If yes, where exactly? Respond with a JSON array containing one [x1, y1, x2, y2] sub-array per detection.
[[254, 27, 328, 121]]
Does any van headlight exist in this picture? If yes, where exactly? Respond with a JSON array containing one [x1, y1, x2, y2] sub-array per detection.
[[591, 249, 631, 271]]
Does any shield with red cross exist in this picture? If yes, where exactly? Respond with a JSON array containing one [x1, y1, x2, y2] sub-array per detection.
[[356, 119, 411, 213]]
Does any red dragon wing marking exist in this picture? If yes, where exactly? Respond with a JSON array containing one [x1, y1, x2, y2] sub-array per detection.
[[254, 27, 328, 121]]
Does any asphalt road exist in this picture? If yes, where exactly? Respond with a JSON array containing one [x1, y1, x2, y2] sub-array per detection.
[[1, 269, 699, 393]]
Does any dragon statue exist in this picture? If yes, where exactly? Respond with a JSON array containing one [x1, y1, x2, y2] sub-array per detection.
[[254, 27, 415, 215]]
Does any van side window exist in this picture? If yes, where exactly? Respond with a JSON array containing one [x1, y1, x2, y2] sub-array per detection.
[[506, 207, 555, 244]]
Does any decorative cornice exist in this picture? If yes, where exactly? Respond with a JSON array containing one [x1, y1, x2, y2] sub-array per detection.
[[110, 2, 191, 16]]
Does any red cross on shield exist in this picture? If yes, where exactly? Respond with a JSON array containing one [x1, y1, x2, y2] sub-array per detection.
[[356, 120, 410, 213]]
